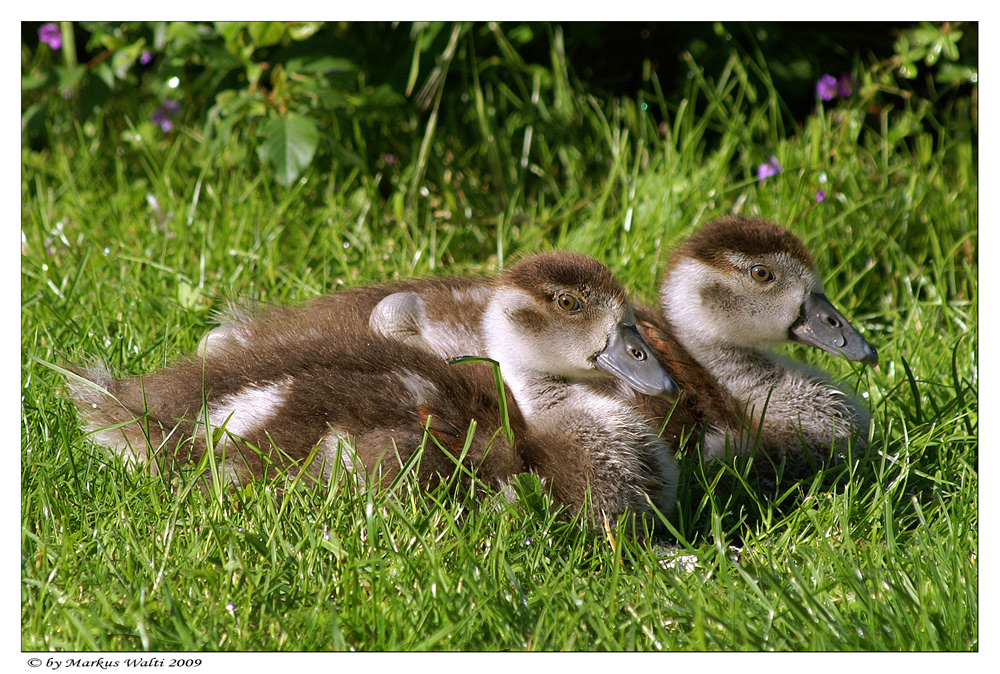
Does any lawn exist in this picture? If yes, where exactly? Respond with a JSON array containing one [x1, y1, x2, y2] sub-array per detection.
[[21, 22, 977, 651]]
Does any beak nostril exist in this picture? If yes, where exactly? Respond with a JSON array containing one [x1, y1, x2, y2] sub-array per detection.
[[631, 347, 646, 361], [826, 316, 841, 328]]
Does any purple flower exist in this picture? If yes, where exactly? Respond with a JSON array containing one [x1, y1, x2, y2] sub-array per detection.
[[816, 189, 827, 203], [757, 156, 782, 182], [816, 74, 838, 101], [817, 73, 855, 101], [140, 50, 153, 65], [38, 23, 62, 51], [836, 74, 854, 98], [152, 99, 181, 132]]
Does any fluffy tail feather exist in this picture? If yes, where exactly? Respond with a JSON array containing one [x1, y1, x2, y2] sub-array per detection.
[[63, 361, 269, 481], [63, 363, 170, 469]]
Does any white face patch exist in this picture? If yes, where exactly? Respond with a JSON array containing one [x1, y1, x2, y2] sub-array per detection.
[[661, 257, 729, 347], [484, 286, 613, 376], [483, 287, 533, 360], [663, 249, 820, 353]]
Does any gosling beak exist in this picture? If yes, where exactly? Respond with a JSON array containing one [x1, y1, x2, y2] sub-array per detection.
[[595, 323, 680, 399], [789, 292, 879, 365]]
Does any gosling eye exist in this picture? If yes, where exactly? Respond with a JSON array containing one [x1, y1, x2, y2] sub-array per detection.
[[556, 293, 582, 313], [749, 264, 775, 283]]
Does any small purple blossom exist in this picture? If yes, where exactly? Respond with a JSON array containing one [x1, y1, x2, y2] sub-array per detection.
[[817, 73, 855, 101], [816, 189, 827, 203], [140, 50, 153, 66], [152, 99, 181, 132], [757, 156, 782, 182], [816, 74, 838, 101], [39, 23, 62, 51]]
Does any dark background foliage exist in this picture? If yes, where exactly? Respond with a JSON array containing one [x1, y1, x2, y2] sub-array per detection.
[[21, 21, 977, 150], [21, 21, 977, 243]]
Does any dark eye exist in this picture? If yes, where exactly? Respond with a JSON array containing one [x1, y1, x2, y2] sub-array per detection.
[[557, 293, 582, 312], [749, 265, 775, 283]]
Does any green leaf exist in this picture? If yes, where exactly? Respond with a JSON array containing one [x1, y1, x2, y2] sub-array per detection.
[[508, 24, 535, 45], [21, 102, 47, 143], [167, 21, 207, 50], [256, 112, 320, 187], [95, 31, 128, 51], [214, 21, 247, 48], [942, 31, 962, 61], [213, 89, 267, 119], [287, 22, 323, 41], [90, 62, 116, 90], [56, 64, 87, 92], [361, 84, 405, 110], [935, 63, 977, 85], [21, 72, 52, 91], [923, 42, 941, 66], [311, 89, 351, 109], [286, 55, 357, 75], [177, 281, 203, 311], [248, 22, 287, 48], [897, 57, 918, 80], [111, 46, 140, 80]]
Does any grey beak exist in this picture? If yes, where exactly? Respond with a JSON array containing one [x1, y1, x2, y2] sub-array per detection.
[[594, 323, 680, 399], [789, 293, 879, 365]]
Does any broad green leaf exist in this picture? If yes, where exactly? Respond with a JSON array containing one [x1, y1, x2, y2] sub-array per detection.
[[177, 281, 203, 311], [257, 113, 320, 187], [167, 21, 207, 50], [214, 21, 247, 48], [249, 22, 286, 48], [56, 65, 87, 92]]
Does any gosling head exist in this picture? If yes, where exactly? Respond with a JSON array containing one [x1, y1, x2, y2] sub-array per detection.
[[661, 216, 878, 365], [484, 251, 679, 399]]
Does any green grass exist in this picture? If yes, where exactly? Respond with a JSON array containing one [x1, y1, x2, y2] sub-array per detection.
[[21, 45, 976, 651]]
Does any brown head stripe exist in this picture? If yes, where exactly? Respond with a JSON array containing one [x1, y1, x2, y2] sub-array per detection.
[[670, 216, 815, 272], [502, 251, 627, 305]]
